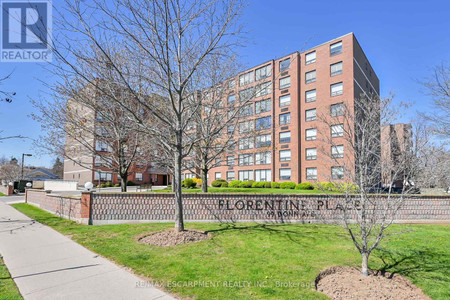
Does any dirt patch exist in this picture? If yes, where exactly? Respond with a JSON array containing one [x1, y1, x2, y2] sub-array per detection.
[[315, 266, 431, 300], [137, 229, 210, 247]]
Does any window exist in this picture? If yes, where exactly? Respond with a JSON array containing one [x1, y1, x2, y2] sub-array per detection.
[[255, 169, 272, 182], [332, 166, 344, 180], [255, 152, 271, 165], [228, 79, 236, 90], [305, 70, 316, 84], [227, 125, 235, 134], [279, 76, 291, 89], [306, 148, 317, 160], [215, 172, 222, 180], [238, 137, 254, 150], [280, 113, 291, 125], [239, 120, 253, 133], [94, 155, 112, 167], [255, 116, 271, 131], [239, 170, 253, 181], [239, 71, 254, 86], [227, 156, 235, 166], [331, 82, 343, 96], [227, 94, 236, 105], [306, 168, 317, 180], [331, 62, 343, 76], [240, 103, 253, 117], [305, 51, 316, 65], [331, 124, 344, 137], [280, 150, 291, 161], [227, 171, 235, 181], [255, 134, 271, 148], [280, 58, 290, 71], [279, 168, 291, 180], [279, 94, 291, 107], [255, 82, 272, 97], [332, 145, 344, 158], [330, 41, 343, 56], [94, 171, 113, 181], [215, 157, 222, 167], [184, 173, 195, 179], [279, 131, 291, 143], [95, 141, 110, 152], [227, 140, 235, 150], [306, 109, 316, 122], [331, 103, 344, 117], [239, 154, 253, 166], [306, 89, 316, 103], [239, 87, 254, 101], [135, 173, 143, 181], [306, 128, 317, 141], [255, 65, 272, 81], [256, 99, 271, 114]]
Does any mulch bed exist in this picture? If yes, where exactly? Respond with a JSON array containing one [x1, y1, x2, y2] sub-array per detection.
[[137, 229, 210, 247], [315, 266, 431, 300]]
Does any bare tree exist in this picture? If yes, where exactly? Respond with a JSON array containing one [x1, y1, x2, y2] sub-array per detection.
[[32, 78, 153, 192], [0, 164, 21, 183], [47, 0, 245, 231], [317, 94, 424, 276], [0, 72, 16, 103], [420, 62, 450, 139]]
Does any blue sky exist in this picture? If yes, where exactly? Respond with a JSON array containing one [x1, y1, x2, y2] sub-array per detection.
[[0, 0, 449, 168]]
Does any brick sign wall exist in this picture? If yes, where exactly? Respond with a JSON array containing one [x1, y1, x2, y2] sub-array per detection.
[[90, 193, 450, 225], [26, 190, 450, 225]]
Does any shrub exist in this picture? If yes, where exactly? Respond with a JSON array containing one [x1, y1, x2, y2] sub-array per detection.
[[280, 182, 296, 189], [192, 178, 202, 187], [239, 180, 254, 188], [127, 181, 136, 186], [113, 183, 120, 187], [263, 181, 272, 188], [295, 182, 314, 190], [314, 182, 333, 192], [271, 182, 280, 189], [100, 183, 106, 188], [252, 182, 265, 188], [229, 180, 242, 188], [182, 178, 197, 189], [221, 182, 228, 188], [105, 181, 111, 187], [212, 179, 228, 187]]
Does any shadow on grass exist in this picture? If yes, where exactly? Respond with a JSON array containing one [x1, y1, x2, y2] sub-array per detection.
[[205, 223, 348, 246], [373, 247, 450, 283]]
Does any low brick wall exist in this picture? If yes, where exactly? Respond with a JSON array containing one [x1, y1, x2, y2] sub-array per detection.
[[26, 189, 83, 222], [89, 193, 450, 225], [25, 189, 450, 225], [0, 184, 13, 196]]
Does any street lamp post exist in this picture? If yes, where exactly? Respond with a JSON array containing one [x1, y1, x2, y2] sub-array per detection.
[[21, 153, 32, 180]]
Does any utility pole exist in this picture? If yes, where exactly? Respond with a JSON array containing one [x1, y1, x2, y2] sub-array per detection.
[[21, 153, 32, 179]]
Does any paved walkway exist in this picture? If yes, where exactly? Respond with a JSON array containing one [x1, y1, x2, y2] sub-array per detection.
[[0, 196, 175, 300]]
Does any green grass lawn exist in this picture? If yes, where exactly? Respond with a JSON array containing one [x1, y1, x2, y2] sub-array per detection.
[[12, 203, 450, 300], [0, 255, 23, 300], [152, 187, 329, 194], [0, 192, 6, 197]]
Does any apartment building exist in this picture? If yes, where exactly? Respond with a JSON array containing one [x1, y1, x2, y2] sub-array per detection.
[[184, 33, 380, 183], [63, 96, 170, 187], [381, 123, 413, 188]]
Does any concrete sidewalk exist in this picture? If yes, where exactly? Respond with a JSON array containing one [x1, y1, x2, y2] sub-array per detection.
[[0, 197, 175, 300]]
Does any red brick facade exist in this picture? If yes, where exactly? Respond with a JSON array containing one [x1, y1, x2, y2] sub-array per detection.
[[184, 33, 380, 184]]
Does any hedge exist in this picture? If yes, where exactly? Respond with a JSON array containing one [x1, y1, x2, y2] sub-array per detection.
[[229, 180, 242, 188], [295, 182, 314, 190], [212, 179, 228, 187], [239, 180, 254, 188], [280, 182, 296, 189], [182, 178, 197, 189], [271, 182, 280, 189]]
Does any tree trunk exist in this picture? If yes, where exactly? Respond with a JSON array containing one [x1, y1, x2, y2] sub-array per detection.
[[361, 252, 369, 276], [174, 146, 184, 232], [120, 174, 127, 192], [201, 168, 208, 193]]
